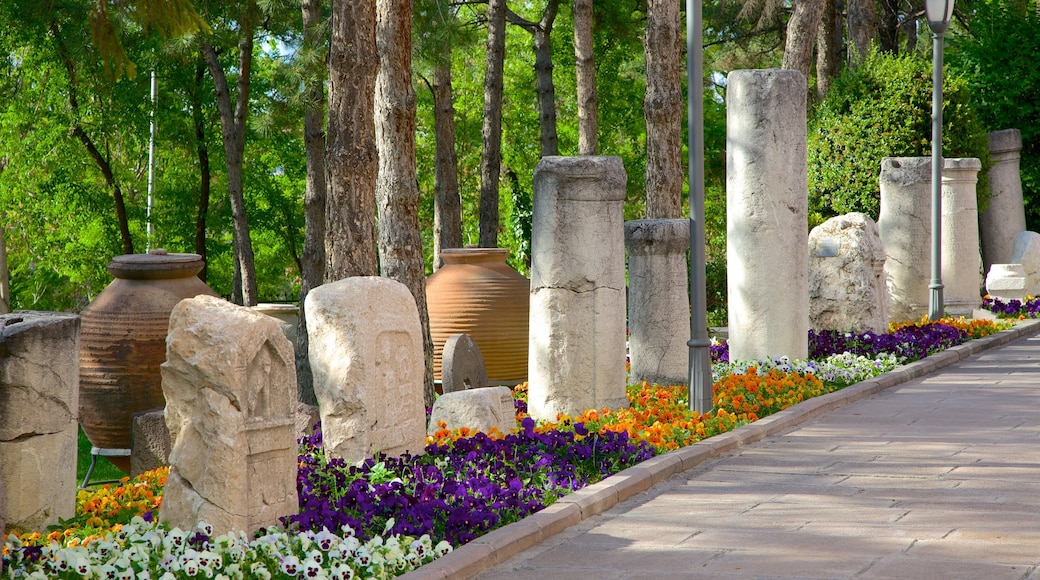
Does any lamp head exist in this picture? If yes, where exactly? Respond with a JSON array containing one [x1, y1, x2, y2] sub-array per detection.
[[926, 0, 955, 34]]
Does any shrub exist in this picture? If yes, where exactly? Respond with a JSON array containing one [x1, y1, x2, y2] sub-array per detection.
[[808, 47, 990, 220]]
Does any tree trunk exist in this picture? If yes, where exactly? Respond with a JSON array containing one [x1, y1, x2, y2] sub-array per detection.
[[782, 0, 824, 81], [202, 9, 258, 306], [0, 210, 8, 314], [375, 0, 436, 409], [432, 55, 462, 271], [479, 0, 507, 248], [327, 0, 380, 279], [507, 1, 562, 158], [815, 0, 840, 100], [297, 0, 328, 407], [877, 0, 898, 54], [847, 0, 877, 63], [574, 0, 598, 155], [191, 61, 212, 282], [643, 0, 683, 219]]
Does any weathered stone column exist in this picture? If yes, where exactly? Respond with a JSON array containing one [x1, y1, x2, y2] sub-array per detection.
[[980, 129, 1026, 272], [625, 219, 690, 386], [880, 157, 933, 323], [941, 158, 983, 315], [528, 156, 628, 420], [726, 69, 808, 362], [0, 311, 80, 532], [160, 296, 299, 537]]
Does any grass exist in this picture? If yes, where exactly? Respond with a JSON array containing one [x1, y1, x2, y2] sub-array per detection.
[[76, 426, 129, 487]]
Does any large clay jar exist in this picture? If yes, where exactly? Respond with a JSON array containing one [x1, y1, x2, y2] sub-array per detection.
[[79, 249, 219, 472], [426, 248, 529, 386]]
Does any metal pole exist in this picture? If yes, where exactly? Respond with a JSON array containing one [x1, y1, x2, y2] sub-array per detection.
[[146, 69, 157, 252], [928, 31, 945, 320], [687, 0, 713, 413]]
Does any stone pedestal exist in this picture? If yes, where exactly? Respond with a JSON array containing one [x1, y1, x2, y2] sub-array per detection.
[[980, 129, 1026, 273], [306, 277, 427, 463], [941, 158, 983, 316], [160, 295, 298, 537], [427, 386, 516, 435], [1011, 231, 1040, 295], [726, 69, 809, 362], [809, 213, 888, 333], [625, 219, 690, 386], [528, 156, 628, 420], [985, 264, 1028, 303], [0, 311, 79, 532], [880, 157, 933, 323]]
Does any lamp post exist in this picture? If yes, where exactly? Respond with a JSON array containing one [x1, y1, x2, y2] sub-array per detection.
[[687, 0, 713, 413], [926, 0, 954, 321]]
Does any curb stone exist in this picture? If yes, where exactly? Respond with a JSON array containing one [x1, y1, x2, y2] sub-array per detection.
[[401, 318, 1040, 580]]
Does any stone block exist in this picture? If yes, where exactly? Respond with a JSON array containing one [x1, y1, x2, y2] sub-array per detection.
[[441, 333, 489, 393], [879, 157, 932, 323], [306, 277, 427, 463], [0, 311, 79, 532], [130, 407, 170, 478], [726, 69, 809, 362], [295, 401, 320, 442], [1010, 231, 1040, 296], [428, 386, 517, 435], [528, 156, 628, 420], [809, 213, 888, 333], [625, 219, 690, 386], [940, 158, 983, 316], [985, 264, 1028, 303], [159, 295, 298, 537]]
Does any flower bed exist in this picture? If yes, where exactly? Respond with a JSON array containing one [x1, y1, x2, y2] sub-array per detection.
[[2, 317, 1011, 579]]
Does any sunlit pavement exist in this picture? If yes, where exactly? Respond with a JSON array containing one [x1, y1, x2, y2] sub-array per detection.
[[404, 319, 1040, 580]]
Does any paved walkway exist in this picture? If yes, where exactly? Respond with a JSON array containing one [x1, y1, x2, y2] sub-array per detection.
[[405, 321, 1040, 580]]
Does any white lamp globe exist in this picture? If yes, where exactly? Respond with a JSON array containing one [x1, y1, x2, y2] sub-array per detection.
[[926, 0, 955, 34]]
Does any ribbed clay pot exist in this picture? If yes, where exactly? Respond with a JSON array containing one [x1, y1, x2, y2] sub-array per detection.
[[426, 248, 529, 385], [79, 250, 219, 472]]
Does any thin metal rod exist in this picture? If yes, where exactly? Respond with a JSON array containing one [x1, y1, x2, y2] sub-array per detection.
[[929, 31, 945, 321], [687, 0, 713, 413], [146, 69, 157, 252]]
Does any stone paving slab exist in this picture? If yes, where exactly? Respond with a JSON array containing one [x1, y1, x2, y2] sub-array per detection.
[[401, 320, 1040, 580]]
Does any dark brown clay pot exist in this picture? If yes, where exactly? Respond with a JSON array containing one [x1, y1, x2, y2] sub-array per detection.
[[78, 250, 219, 472], [426, 248, 529, 385]]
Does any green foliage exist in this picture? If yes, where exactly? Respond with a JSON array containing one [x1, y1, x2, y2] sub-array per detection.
[[948, 1, 1040, 230], [808, 47, 991, 220]]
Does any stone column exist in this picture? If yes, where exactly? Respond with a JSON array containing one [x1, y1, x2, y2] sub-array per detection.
[[0, 311, 80, 532], [625, 219, 690, 386], [528, 156, 628, 420], [980, 129, 1025, 272], [879, 157, 933, 323], [726, 69, 808, 362], [941, 158, 983, 315]]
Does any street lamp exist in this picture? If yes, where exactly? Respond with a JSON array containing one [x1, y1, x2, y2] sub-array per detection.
[[687, 0, 712, 413], [926, 0, 954, 321]]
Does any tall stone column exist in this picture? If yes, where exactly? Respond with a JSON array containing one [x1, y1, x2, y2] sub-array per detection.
[[625, 219, 690, 386], [0, 311, 80, 532], [528, 156, 628, 420], [942, 157, 983, 316], [980, 129, 1026, 272], [879, 157, 933, 323], [726, 69, 808, 363]]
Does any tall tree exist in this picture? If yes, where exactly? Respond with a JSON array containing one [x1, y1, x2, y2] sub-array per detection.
[[847, 0, 877, 63], [507, 0, 562, 157], [297, 0, 328, 406], [573, 0, 598, 155], [782, 0, 824, 80], [375, 0, 436, 408], [326, 0, 379, 278], [479, 0, 507, 248], [643, 0, 683, 219], [816, 0, 840, 100], [201, 0, 260, 305], [189, 61, 213, 281]]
